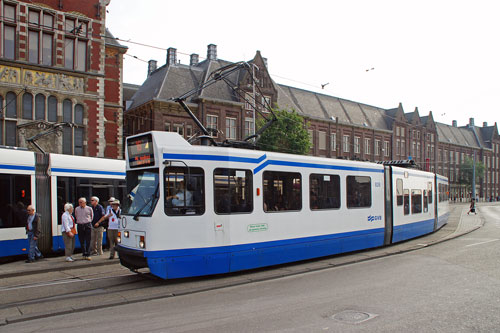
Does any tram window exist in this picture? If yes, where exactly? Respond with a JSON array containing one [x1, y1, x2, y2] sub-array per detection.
[[396, 178, 403, 206], [0, 174, 31, 229], [214, 168, 253, 214], [165, 166, 205, 216], [404, 189, 410, 215], [263, 171, 301, 212], [423, 190, 428, 213], [411, 189, 422, 214], [57, 177, 127, 225], [310, 174, 340, 210], [427, 182, 433, 204], [346, 176, 371, 208]]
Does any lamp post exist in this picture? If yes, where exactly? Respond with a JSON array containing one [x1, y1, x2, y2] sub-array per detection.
[[472, 151, 476, 200]]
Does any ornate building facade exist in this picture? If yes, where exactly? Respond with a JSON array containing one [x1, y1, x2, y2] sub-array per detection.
[[124, 44, 500, 201], [0, 0, 126, 158]]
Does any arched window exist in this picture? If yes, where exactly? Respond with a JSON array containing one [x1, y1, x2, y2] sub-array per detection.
[[62, 99, 72, 122], [22, 93, 33, 119], [74, 104, 83, 125], [6, 92, 17, 118], [35, 94, 45, 120], [48, 96, 57, 122]]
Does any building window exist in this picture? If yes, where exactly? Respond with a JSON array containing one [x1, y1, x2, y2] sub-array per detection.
[[164, 122, 171, 132], [365, 138, 371, 155], [318, 131, 326, 150], [244, 118, 254, 138], [354, 136, 360, 154], [244, 93, 253, 110], [401, 139, 405, 156], [48, 96, 57, 122], [186, 125, 193, 138], [384, 141, 390, 157], [331, 133, 336, 151], [225, 117, 236, 139], [22, 93, 33, 120], [396, 139, 401, 155], [2, 4, 16, 60], [173, 123, 184, 136], [35, 94, 45, 120], [206, 115, 218, 137], [308, 129, 314, 146], [62, 99, 84, 155], [375, 140, 381, 156], [64, 16, 88, 71], [5, 92, 17, 118], [27, 9, 54, 66], [343, 135, 350, 153]]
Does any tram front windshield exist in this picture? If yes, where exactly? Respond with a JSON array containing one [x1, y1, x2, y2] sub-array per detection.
[[123, 169, 159, 217]]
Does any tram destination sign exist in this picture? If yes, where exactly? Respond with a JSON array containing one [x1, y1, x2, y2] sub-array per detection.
[[127, 134, 155, 168]]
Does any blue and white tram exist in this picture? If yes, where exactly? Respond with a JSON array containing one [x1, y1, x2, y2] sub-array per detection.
[[0, 146, 126, 257], [116, 132, 449, 279]]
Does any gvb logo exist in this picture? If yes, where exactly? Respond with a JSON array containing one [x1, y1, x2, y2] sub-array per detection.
[[368, 215, 382, 222]]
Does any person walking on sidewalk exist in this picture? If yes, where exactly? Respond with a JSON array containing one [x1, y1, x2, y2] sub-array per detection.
[[75, 197, 93, 260], [467, 198, 477, 215], [98, 199, 121, 259], [90, 196, 105, 256], [25, 205, 43, 263], [61, 203, 76, 262]]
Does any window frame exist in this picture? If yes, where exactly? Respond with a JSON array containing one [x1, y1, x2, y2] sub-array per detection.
[[263, 171, 302, 213], [346, 175, 372, 209], [309, 173, 341, 210], [213, 168, 253, 215]]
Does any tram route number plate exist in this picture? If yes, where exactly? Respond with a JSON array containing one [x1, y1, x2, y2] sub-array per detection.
[[247, 223, 268, 232]]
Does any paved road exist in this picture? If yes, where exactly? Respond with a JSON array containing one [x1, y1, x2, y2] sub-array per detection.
[[2, 203, 496, 332]]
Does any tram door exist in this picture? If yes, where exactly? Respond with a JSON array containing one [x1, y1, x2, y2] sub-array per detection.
[[383, 166, 393, 245]]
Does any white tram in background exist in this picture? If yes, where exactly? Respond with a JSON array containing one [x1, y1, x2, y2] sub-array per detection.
[[116, 131, 450, 280], [0, 146, 125, 257]]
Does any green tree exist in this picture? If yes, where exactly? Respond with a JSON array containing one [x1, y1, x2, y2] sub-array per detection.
[[458, 156, 485, 193], [256, 108, 311, 155]]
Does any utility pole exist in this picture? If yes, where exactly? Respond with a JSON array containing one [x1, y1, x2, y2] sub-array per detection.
[[251, 63, 259, 139], [472, 150, 476, 200]]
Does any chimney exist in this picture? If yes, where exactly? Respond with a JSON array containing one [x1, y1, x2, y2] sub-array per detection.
[[207, 44, 217, 60], [452, 120, 457, 127], [469, 117, 475, 127], [483, 121, 488, 127], [147, 60, 157, 77], [190, 53, 199, 66], [166, 47, 177, 66]]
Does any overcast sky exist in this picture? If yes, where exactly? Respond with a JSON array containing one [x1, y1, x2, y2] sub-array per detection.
[[106, 0, 500, 128]]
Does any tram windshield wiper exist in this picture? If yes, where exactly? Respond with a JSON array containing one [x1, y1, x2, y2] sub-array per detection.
[[133, 184, 159, 221]]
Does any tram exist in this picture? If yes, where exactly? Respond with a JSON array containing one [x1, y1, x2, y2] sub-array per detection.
[[0, 146, 126, 257], [116, 131, 450, 279]]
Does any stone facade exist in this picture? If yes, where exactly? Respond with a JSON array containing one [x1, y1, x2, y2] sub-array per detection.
[[0, 0, 126, 158]]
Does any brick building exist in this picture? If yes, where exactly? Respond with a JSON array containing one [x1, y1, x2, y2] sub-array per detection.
[[124, 44, 500, 201], [0, 0, 126, 158]]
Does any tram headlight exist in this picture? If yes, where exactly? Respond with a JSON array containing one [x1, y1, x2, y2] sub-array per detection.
[[117, 231, 121, 244], [124, 230, 129, 238], [139, 235, 145, 249]]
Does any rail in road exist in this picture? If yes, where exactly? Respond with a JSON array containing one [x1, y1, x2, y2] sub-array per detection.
[[0, 203, 487, 326]]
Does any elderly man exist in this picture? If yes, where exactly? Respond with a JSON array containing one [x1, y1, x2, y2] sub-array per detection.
[[90, 196, 105, 256], [25, 205, 43, 263], [75, 197, 93, 260]]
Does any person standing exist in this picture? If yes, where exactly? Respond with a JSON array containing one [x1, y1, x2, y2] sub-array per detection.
[[98, 199, 120, 259], [61, 203, 76, 262], [90, 196, 105, 256], [75, 197, 93, 260], [25, 205, 43, 263]]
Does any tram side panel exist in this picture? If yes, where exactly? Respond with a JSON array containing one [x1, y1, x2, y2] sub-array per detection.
[[436, 176, 450, 229], [391, 167, 436, 243], [0, 149, 36, 257]]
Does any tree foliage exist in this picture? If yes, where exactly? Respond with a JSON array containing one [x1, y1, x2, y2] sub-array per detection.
[[458, 156, 485, 191], [256, 108, 311, 155]]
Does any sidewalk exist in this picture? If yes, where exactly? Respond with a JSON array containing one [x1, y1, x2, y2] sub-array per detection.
[[0, 203, 484, 280]]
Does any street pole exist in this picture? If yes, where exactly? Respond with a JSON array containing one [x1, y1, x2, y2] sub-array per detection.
[[251, 64, 258, 140], [472, 151, 476, 200]]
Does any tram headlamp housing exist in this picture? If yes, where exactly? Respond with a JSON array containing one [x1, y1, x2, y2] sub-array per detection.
[[139, 235, 145, 249], [117, 231, 121, 244]]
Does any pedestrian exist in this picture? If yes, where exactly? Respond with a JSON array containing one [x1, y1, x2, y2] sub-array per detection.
[[74, 197, 93, 260], [89, 196, 105, 256], [467, 198, 477, 215], [98, 199, 120, 259], [25, 205, 43, 263], [61, 203, 76, 262]]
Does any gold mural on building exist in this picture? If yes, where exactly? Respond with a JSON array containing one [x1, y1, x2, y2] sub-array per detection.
[[0, 65, 85, 93]]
